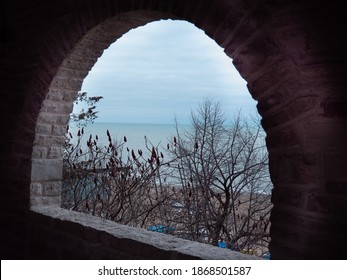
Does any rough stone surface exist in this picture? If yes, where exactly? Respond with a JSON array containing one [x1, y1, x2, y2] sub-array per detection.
[[1, 0, 347, 260], [31, 206, 259, 260]]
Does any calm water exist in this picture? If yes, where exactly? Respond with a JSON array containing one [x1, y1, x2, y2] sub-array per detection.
[[68, 122, 191, 157]]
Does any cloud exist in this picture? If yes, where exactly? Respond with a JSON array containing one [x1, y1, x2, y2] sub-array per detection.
[[79, 20, 255, 124]]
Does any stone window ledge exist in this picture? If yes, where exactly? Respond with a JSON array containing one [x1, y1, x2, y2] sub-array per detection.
[[31, 205, 260, 260]]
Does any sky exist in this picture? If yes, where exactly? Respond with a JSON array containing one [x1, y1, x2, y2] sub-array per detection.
[[77, 19, 257, 124]]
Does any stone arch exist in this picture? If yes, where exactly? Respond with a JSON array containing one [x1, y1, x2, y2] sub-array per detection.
[[30, 2, 276, 206], [1, 0, 342, 259]]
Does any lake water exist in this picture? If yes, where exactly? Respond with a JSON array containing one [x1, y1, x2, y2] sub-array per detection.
[[68, 122, 191, 158]]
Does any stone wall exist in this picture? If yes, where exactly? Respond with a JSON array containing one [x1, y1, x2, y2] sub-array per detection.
[[1, 0, 347, 259]]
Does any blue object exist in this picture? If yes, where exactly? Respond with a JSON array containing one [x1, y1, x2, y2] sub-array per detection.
[[218, 241, 227, 248], [262, 253, 271, 260], [147, 225, 174, 233]]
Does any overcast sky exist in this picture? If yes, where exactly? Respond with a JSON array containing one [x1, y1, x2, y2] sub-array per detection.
[[78, 19, 257, 124]]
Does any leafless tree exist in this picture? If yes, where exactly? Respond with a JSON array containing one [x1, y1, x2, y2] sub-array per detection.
[[166, 99, 272, 255]]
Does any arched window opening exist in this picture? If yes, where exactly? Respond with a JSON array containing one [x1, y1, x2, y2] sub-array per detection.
[[61, 20, 272, 257]]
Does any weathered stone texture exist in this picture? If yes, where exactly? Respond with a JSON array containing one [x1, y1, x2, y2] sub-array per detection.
[[27, 206, 258, 260], [31, 159, 63, 181], [1, 0, 347, 260]]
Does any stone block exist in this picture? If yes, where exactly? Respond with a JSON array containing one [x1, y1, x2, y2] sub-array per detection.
[[271, 187, 305, 208], [34, 135, 66, 146], [256, 82, 294, 114], [50, 76, 83, 91], [247, 59, 299, 100], [304, 122, 347, 150], [62, 55, 97, 72], [275, 25, 309, 58], [56, 67, 87, 80], [200, 0, 232, 41], [266, 127, 301, 149], [30, 195, 61, 207], [30, 182, 43, 195], [224, 2, 270, 55], [269, 152, 318, 184], [52, 124, 68, 136], [41, 99, 74, 115], [47, 88, 78, 102], [261, 96, 318, 129], [233, 35, 280, 79], [305, 215, 347, 235], [31, 146, 48, 159], [42, 181, 62, 196], [35, 123, 52, 135], [37, 112, 70, 126], [31, 159, 63, 181], [48, 146, 64, 159]]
